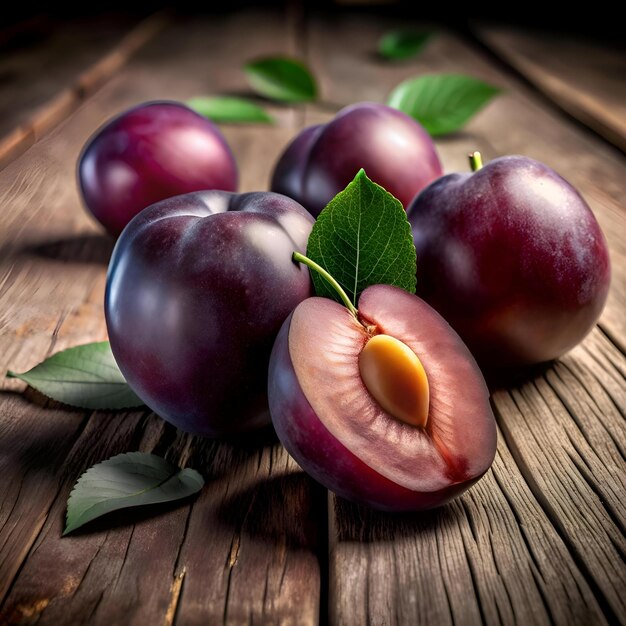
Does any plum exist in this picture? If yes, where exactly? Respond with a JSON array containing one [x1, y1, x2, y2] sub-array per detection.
[[408, 153, 611, 368], [79, 101, 238, 236], [271, 102, 443, 216], [268, 280, 496, 511], [105, 190, 314, 437]]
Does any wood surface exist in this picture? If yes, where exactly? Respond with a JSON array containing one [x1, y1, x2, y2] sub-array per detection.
[[307, 13, 626, 626], [0, 12, 167, 169], [0, 8, 624, 626], [0, 10, 320, 626], [474, 26, 626, 153]]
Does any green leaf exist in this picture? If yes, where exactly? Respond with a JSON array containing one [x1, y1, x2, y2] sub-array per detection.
[[388, 74, 501, 136], [244, 57, 317, 103], [187, 96, 273, 124], [306, 169, 416, 307], [378, 30, 431, 60], [7, 342, 144, 410], [64, 452, 204, 535]]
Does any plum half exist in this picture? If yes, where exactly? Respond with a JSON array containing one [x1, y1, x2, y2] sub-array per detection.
[[268, 284, 497, 511]]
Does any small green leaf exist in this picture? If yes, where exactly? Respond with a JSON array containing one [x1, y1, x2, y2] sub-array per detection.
[[187, 96, 273, 124], [7, 342, 144, 410], [378, 30, 431, 60], [388, 74, 501, 136], [306, 169, 416, 307], [64, 452, 204, 535], [244, 57, 317, 103]]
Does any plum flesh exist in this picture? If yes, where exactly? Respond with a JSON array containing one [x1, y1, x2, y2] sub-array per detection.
[[408, 155, 611, 367], [268, 284, 497, 511], [106, 190, 314, 437]]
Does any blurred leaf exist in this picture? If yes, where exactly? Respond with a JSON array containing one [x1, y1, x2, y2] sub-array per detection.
[[306, 169, 416, 307], [7, 341, 143, 410], [64, 452, 204, 535], [244, 57, 317, 102], [378, 30, 432, 60], [388, 74, 501, 135], [187, 96, 273, 124]]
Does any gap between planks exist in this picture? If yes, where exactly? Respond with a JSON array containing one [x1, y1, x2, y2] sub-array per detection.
[[303, 12, 626, 626]]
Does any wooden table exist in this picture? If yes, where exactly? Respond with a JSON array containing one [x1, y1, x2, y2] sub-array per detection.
[[0, 9, 624, 625]]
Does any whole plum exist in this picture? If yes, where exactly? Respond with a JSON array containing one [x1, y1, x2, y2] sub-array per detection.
[[106, 190, 314, 436], [79, 101, 238, 236], [271, 103, 443, 216], [408, 154, 611, 368]]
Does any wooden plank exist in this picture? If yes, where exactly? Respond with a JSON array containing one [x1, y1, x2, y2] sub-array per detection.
[[330, 434, 608, 626], [0, 10, 321, 625], [172, 440, 323, 625], [473, 26, 626, 152], [0, 419, 323, 626], [305, 13, 626, 625], [0, 12, 168, 170], [491, 334, 626, 616]]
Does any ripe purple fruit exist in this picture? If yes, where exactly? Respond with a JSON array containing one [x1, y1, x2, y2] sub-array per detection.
[[106, 190, 314, 436], [408, 153, 611, 367], [268, 283, 497, 511], [271, 102, 443, 216], [79, 101, 238, 236]]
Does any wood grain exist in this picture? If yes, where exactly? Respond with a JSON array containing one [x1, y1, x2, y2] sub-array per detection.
[[0, 12, 167, 170], [0, 9, 625, 626], [330, 434, 608, 626], [473, 26, 626, 152], [305, 13, 626, 625], [0, 10, 321, 626]]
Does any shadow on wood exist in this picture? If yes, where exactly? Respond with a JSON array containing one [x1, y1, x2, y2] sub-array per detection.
[[484, 359, 554, 391], [332, 493, 462, 542], [217, 471, 323, 548], [22, 233, 116, 265]]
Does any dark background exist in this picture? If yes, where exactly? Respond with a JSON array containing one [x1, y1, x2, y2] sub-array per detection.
[[2, 0, 626, 44]]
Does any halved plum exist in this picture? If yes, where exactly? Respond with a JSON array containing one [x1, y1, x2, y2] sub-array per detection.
[[268, 284, 497, 511]]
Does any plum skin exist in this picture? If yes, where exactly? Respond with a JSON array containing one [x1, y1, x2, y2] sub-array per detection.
[[268, 285, 497, 511], [79, 101, 238, 236], [408, 156, 611, 368], [106, 190, 314, 437], [271, 102, 443, 217]]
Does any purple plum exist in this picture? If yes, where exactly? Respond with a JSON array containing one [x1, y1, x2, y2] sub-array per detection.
[[106, 190, 314, 436], [79, 101, 238, 236], [408, 154, 611, 368], [268, 285, 496, 511], [271, 103, 443, 216]]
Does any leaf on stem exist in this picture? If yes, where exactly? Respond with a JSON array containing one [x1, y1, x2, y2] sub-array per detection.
[[306, 169, 416, 307]]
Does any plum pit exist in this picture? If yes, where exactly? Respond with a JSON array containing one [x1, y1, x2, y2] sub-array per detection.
[[359, 334, 429, 428]]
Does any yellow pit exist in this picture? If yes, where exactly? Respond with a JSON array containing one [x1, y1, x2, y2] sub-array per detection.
[[358, 334, 429, 427]]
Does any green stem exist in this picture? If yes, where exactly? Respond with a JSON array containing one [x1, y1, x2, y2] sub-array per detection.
[[469, 151, 483, 172], [293, 252, 358, 318]]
